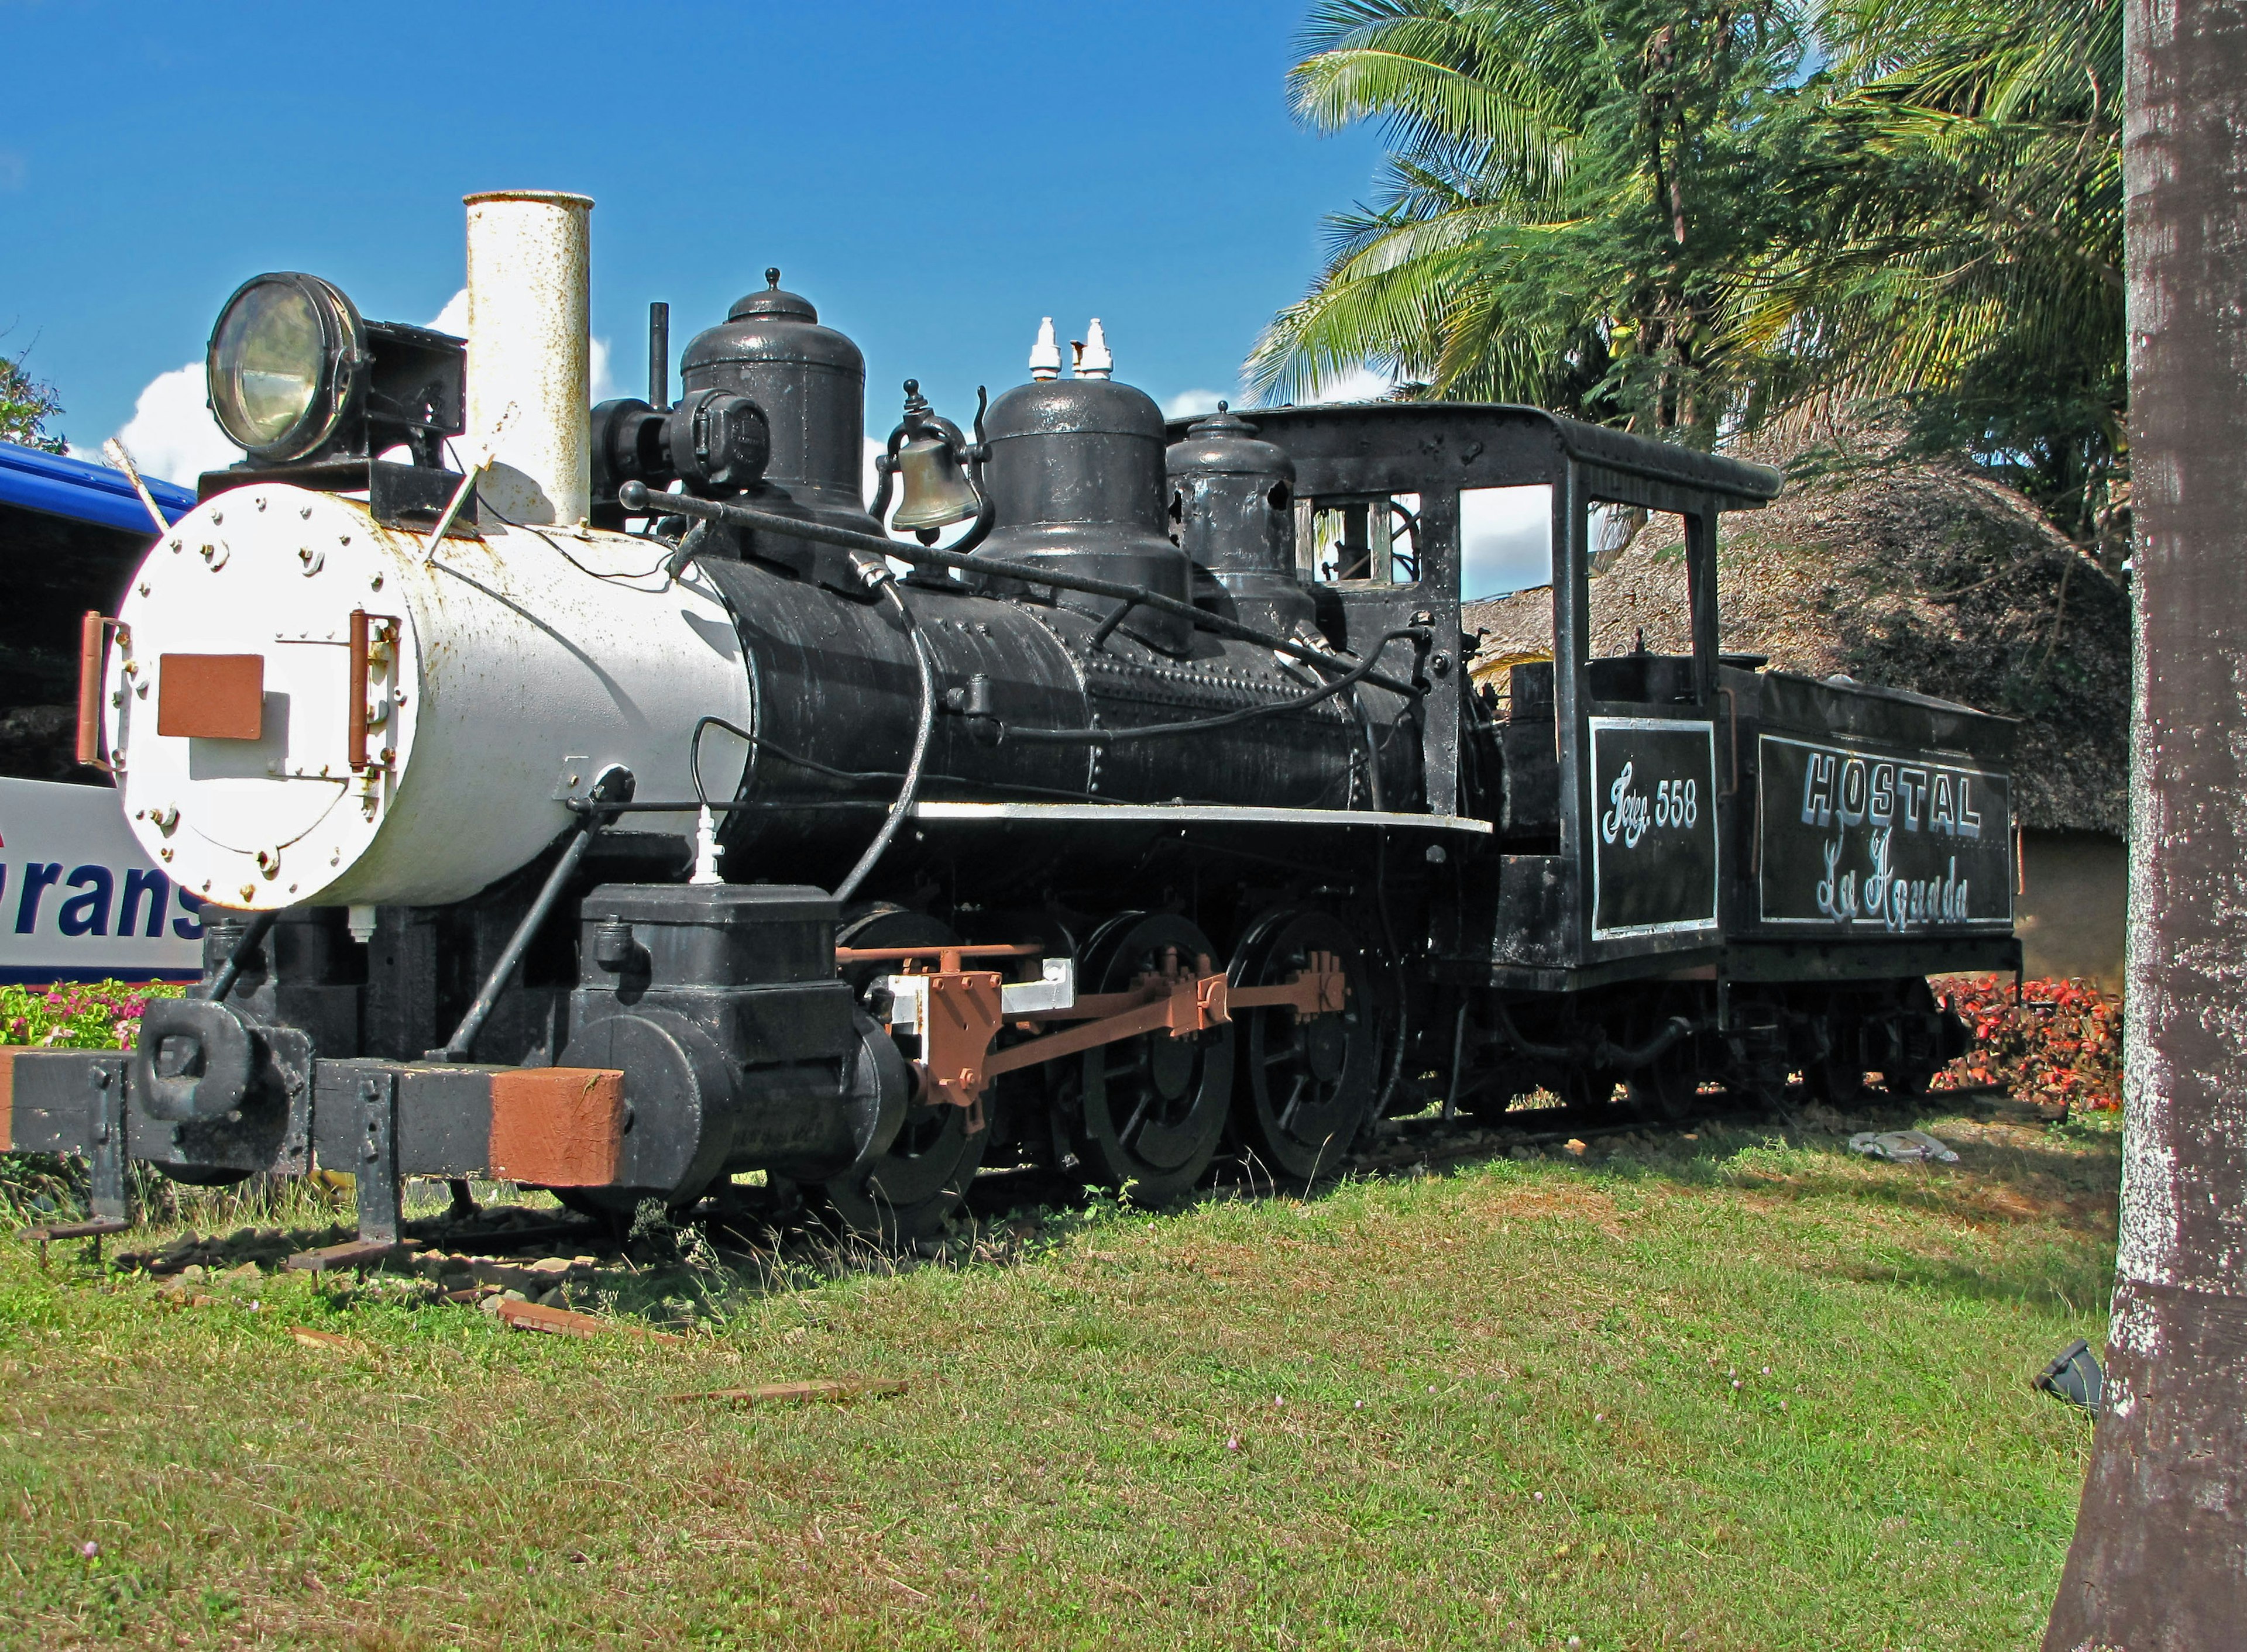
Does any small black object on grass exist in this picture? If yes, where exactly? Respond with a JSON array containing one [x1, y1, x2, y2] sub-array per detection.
[[2036, 1338, 2104, 1412]]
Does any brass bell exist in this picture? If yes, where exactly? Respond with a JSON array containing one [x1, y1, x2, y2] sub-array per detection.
[[891, 432, 980, 531]]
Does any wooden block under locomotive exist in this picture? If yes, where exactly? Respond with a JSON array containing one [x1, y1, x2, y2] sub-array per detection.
[[19, 192, 2013, 1245]]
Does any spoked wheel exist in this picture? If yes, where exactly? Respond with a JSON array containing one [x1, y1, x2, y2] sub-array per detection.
[[1228, 909, 1380, 1182], [1052, 913, 1235, 1204], [817, 907, 988, 1244]]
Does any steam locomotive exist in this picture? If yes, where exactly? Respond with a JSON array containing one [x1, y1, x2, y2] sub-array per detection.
[[1, 192, 2016, 1250]]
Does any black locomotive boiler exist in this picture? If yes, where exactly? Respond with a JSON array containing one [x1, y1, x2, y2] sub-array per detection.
[[5, 193, 2012, 1247]]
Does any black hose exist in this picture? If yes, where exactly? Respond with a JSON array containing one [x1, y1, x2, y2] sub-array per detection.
[[691, 714, 871, 796], [681, 715, 1131, 805], [616, 481, 1421, 700], [1348, 687, 1386, 811], [834, 579, 936, 903], [1443, 999, 1469, 1120], [1490, 997, 1701, 1071], [1001, 629, 1423, 747]]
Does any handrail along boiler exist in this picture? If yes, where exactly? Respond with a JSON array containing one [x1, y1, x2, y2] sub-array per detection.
[[4, 193, 2014, 1247]]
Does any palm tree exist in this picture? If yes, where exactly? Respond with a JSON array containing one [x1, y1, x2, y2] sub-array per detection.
[[1764, 0, 2125, 559], [1248, 0, 1819, 443], [1253, 0, 2126, 551]]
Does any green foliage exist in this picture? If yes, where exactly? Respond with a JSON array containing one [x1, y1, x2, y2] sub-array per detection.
[[1769, 0, 2126, 562], [0, 343, 67, 454], [1259, 0, 2127, 555], [1253, 0, 1826, 442]]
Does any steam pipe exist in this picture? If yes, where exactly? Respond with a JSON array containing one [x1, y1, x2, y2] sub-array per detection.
[[435, 767, 634, 1062], [616, 481, 1421, 698]]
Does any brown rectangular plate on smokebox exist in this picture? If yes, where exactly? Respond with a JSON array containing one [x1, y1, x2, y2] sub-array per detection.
[[157, 653, 264, 740]]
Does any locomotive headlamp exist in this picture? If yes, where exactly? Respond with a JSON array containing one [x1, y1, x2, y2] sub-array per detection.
[[207, 273, 366, 462]]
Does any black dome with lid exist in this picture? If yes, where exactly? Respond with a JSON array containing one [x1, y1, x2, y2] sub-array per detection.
[[679, 267, 875, 535], [978, 372, 1193, 652], [1167, 401, 1294, 479], [727, 267, 820, 324]]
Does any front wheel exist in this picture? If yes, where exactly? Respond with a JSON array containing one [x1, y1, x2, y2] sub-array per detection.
[[816, 907, 987, 1244]]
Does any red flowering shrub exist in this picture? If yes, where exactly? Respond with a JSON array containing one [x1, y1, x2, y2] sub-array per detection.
[[1, 979, 184, 1051], [1930, 975, 2123, 1111]]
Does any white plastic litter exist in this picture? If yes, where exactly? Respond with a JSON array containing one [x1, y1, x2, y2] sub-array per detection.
[[1847, 1128, 1960, 1164]]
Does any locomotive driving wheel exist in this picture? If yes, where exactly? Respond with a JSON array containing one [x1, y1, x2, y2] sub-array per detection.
[[1228, 909, 1380, 1182], [819, 907, 989, 1244], [1052, 913, 1235, 1205]]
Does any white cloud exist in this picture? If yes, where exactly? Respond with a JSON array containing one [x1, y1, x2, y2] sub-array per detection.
[[104, 287, 617, 484], [1461, 484, 1552, 600], [1305, 364, 1395, 404], [1163, 388, 1228, 419], [589, 333, 617, 403], [109, 362, 235, 489], [428, 287, 469, 336]]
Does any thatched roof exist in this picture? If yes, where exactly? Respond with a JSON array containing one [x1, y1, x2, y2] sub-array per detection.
[[1463, 441, 2129, 835]]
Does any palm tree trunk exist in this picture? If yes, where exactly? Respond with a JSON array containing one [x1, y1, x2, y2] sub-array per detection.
[[2042, 0, 2247, 1643]]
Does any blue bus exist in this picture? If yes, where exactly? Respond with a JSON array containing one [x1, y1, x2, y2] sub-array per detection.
[[0, 440, 205, 980]]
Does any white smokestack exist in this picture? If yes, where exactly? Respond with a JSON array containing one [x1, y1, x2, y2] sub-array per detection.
[[463, 190, 593, 526]]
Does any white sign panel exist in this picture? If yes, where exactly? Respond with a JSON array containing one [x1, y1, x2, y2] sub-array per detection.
[[0, 776, 207, 983]]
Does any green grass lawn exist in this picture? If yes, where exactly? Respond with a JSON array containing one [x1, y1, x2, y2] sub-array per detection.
[[2, 1107, 2116, 1651]]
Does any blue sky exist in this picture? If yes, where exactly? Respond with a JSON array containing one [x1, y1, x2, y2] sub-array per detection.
[[1, 0, 1551, 592]]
